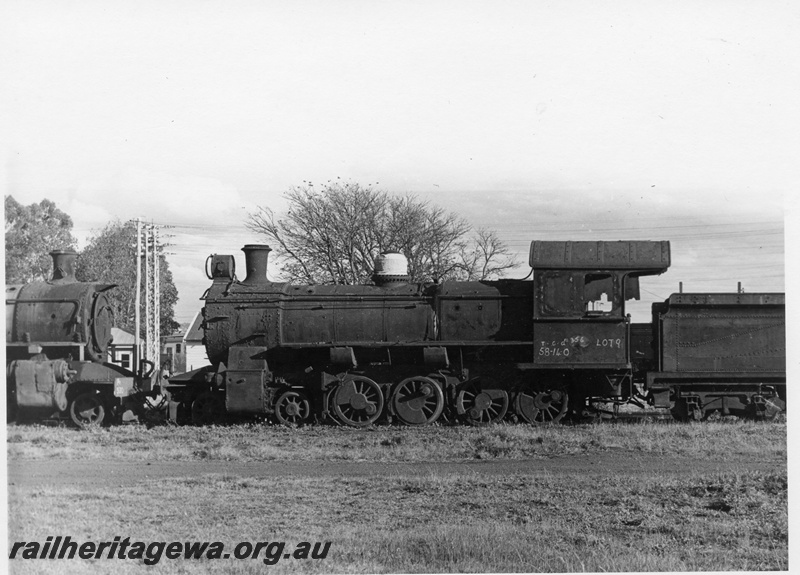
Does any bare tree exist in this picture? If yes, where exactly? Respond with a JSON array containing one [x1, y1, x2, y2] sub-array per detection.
[[246, 181, 517, 284], [456, 228, 519, 281]]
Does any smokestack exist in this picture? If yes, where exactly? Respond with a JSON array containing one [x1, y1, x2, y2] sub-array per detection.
[[50, 250, 78, 283], [240, 244, 272, 286]]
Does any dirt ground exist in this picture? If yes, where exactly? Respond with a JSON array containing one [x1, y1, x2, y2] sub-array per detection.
[[8, 450, 783, 488]]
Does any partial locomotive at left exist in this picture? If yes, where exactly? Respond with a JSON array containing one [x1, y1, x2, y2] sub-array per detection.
[[5, 250, 151, 427]]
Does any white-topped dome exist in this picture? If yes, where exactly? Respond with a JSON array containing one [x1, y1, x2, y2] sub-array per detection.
[[373, 252, 409, 279], [374, 252, 408, 276]]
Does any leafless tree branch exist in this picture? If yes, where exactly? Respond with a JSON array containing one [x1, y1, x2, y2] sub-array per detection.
[[245, 182, 518, 284]]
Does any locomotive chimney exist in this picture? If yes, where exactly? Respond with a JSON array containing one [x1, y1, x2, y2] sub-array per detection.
[[49, 249, 78, 284], [241, 244, 272, 285]]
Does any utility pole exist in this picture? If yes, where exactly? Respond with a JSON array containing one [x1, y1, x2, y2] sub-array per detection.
[[145, 224, 152, 363], [138, 223, 162, 367], [131, 220, 162, 376], [153, 226, 161, 371], [135, 218, 142, 374]]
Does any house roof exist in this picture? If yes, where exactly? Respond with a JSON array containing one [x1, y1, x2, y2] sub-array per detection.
[[111, 327, 136, 346], [185, 311, 204, 342]]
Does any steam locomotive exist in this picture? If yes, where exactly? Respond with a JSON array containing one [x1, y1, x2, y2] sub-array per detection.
[[163, 241, 786, 426], [5, 250, 152, 427]]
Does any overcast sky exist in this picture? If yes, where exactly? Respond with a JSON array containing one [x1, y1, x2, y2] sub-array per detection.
[[2, 0, 797, 325]]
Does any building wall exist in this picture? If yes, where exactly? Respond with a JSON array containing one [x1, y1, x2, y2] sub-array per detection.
[[108, 345, 135, 371], [163, 340, 183, 356], [185, 343, 208, 372], [107, 328, 140, 372], [162, 339, 185, 373]]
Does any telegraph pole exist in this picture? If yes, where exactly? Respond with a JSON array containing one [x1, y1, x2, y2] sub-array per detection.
[[145, 224, 152, 362], [135, 218, 142, 374], [153, 226, 161, 370], [132, 220, 162, 373]]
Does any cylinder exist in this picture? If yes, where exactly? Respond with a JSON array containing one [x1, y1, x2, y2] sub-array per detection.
[[9, 359, 70, 412]]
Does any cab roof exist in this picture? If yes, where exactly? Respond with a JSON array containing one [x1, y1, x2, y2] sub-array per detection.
[[529, 240, 671, 271]]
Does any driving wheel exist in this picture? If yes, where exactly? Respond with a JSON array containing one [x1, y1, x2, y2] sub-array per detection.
[[391, 376, 444, 425], [331, 376, 384, 427]]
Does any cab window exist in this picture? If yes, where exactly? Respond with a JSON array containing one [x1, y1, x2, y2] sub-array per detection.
[[537, 271, 582, 317], [584, 273, 615, 314], [536, 271, 622, 318]]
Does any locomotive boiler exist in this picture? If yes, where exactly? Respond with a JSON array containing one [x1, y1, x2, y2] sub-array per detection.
[[5, 250, 148, 427], [166, 240, 785, 426]]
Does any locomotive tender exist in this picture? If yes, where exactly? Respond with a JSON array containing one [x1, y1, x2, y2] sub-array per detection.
[[5, 250, 151, 427], [165, 240, 786, 426]]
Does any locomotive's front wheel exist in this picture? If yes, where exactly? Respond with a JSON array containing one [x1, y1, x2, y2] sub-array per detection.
[[274, 390, 311, 426], [69, 392, 108, 429]]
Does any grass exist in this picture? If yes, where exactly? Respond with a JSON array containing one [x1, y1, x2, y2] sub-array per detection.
[[7, 469, 787, 573], [7, 420, 787, 573], [6, 419, 787, 462]]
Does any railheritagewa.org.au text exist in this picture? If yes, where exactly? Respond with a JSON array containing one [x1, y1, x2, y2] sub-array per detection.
[[9, 536, 331, 566]]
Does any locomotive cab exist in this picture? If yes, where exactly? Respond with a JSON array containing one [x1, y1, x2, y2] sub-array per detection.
[[530, 240, 670, 369]]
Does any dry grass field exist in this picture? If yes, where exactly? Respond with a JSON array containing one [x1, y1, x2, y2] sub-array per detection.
[[6, 418, 786, 462], [7, 420, 788, 574]]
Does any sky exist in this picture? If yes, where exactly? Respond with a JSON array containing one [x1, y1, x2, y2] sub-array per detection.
[[2, 0, 798, 327]]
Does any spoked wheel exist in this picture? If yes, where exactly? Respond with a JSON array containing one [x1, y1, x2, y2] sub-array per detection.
[[274, 390, 311, 426], [331, 376, 384, 427], [391, 376, 445, 425], [455, 379, 509, 425], [191, 391, 226, 425], [514, 388, 569, 424], [69, 392, 108, 429]]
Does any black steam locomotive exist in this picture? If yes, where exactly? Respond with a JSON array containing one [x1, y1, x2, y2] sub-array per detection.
[[164, 241, 786, 426], [5, 250, 152, 427]]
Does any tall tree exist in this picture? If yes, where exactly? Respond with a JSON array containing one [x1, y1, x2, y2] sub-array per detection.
[[76, 220, 180, 336], [5, 196, 77, 283], [246, 181, 518, 284]]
